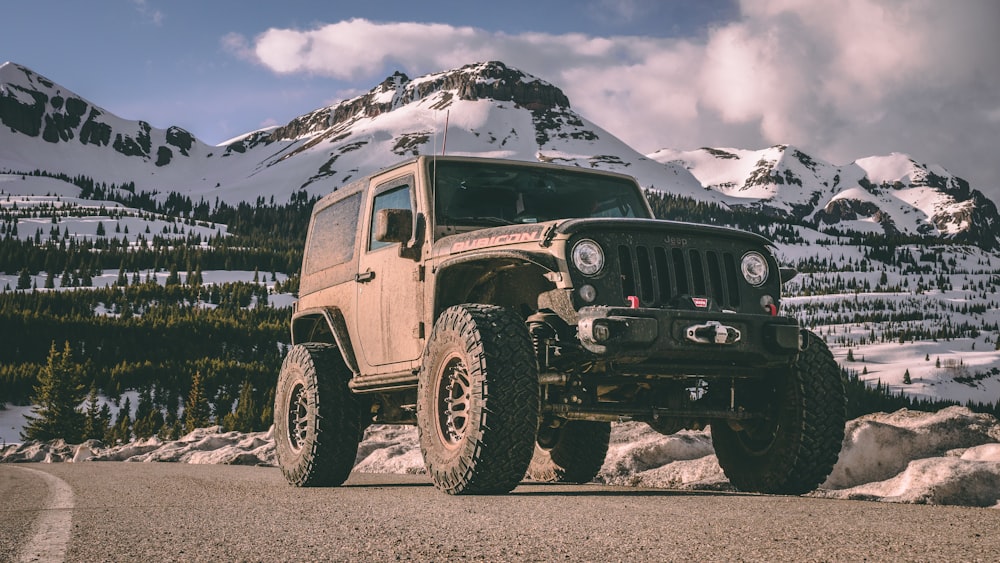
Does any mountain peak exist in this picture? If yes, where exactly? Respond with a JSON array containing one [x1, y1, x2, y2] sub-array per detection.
[[264, 61, 571, 143]]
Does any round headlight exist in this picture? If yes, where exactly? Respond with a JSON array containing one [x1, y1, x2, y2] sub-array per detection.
[[741, 251, 769, 286], [572, 239, 605, 276]]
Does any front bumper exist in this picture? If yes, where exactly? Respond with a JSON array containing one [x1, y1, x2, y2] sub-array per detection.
[[577, 306, 801, 368]]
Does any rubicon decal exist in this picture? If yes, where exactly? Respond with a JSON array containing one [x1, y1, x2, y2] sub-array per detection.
[[451, 226, 544, 252]]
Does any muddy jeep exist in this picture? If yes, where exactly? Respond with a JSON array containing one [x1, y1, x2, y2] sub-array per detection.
[[274, 155, 846, 495]]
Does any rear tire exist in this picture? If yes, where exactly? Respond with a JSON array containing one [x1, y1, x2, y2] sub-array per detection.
[[274, 343, 362, 487], [417, 304, 539, 495], [528, 420, 610, 483], [712, 331, 845, 494]]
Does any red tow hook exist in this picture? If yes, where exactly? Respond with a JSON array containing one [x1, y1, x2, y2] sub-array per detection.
[[627, 295, 640, 309], [766, 304, 778, 316]]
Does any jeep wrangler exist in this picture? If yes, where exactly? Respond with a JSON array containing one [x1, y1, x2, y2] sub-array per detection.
[[274, 155, 846, 495]]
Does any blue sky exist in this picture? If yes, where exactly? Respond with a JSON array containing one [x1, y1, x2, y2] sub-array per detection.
[[3, 0, 999, 191]]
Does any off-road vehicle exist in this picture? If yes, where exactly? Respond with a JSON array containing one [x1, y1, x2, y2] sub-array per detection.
[[274, 155, 846, 495]]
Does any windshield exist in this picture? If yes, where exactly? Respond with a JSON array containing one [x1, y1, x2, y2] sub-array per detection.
[[433, 161, 649, 231]]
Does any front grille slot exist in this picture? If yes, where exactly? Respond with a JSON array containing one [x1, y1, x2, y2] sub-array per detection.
[[617, 244, 742, 309]]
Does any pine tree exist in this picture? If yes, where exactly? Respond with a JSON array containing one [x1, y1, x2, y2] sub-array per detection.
[[133, 387, 155, 439], [260, 387, 275, 431], [22, 341, 86, 442], [188, 265, 203, 287], [112, 396, 133, 444], [184, 371, 211, 433], [226, 380, 259, 433], [165, 264, 180, 286], [82, 386, 107, 441], [98, 403, 113, 441], [903, 369, 912, 384], [160, 412, 180, 440], [16, 268, 31, 290]]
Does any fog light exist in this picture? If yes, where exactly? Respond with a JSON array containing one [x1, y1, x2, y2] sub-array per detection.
[[578, 284, 597, 303], [760, 295, 778, 316]]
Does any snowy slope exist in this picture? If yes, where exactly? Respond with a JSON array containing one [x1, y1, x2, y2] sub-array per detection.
[[0, 61, 703, 206], [650, 145, 843, 209], [10, 58, 995, 248], [651, 145, 999, 247]]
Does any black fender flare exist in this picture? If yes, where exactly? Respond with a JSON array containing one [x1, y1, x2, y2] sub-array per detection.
[[432, 250, 561, 318], [290, 306, 360, 377]]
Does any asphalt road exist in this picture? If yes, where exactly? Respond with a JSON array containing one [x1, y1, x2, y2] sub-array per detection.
[[3, 463, 1000, 562]]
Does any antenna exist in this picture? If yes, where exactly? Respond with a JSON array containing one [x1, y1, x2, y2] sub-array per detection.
[[441, 110, 449, 156]]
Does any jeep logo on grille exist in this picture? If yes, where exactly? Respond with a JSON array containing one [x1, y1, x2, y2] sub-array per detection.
[[665, 235, 689, 246]]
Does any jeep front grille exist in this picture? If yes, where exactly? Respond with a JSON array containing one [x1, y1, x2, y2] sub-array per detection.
[[616, 245, 742, 309]]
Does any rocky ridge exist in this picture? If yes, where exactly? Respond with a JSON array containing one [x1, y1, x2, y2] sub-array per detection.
[[1, 59, 998, 248]]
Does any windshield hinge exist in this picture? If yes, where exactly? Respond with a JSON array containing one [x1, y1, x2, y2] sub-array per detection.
[[539, 223, 558, 248]]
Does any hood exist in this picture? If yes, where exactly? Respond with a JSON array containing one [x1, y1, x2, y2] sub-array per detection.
[[432, 221, 561, 257]]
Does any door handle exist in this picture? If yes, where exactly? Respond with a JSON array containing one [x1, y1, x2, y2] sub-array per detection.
[[355, 270, 376, 283]]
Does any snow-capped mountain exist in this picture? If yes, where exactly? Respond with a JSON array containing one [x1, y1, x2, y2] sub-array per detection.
[[0, 60, 703, 205], [651, 146, 999, 249], [1, 59, 997, 247]]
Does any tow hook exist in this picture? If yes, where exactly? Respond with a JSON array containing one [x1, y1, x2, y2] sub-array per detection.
[[685, 321, 741, 345]]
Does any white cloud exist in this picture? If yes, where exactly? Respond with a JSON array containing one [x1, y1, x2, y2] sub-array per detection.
[[131, 0, 164, 26], [234, 1, 1000, 194]]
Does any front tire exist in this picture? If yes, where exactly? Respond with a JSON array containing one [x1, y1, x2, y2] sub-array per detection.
[[528, 420, 610, 483], [711, 331, 846, 494], [417, 304, 539, 495], [274, 343, 362, 487]]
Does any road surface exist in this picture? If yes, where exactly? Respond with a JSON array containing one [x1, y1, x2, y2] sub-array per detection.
[[3, 463, 1000, 561]]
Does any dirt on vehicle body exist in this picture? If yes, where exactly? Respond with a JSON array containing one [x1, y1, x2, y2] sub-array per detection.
[[274, 155, 846, 495]]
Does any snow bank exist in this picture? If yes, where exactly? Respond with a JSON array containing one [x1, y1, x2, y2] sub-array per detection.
[[3, 407, 999, 509], [598, 423, 726, 489], [822, 406, 1000, 488], [812, 406, 1000, 508]]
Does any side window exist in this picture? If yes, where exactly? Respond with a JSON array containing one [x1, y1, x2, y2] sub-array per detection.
[[368, 184, 412, 252], [303, 192, 363, 274]]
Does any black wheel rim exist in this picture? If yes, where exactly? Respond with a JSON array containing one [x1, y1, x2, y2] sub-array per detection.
[[435, 353, 472, 448], [286, 382, 309, 452]]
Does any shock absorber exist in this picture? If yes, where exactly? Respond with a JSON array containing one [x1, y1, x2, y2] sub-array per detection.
[[527, 318, 556, 369]]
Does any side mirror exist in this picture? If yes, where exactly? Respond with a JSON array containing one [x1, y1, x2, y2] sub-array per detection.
[[374, 208, 413, 244]]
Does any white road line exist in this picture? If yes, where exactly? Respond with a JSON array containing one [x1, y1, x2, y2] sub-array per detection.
[[12, 466, 74, 563]]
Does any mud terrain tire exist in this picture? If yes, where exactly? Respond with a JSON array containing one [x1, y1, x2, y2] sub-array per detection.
[[528, 421, 611, 483], [417, 304, 539, 495], [711, 330, 845, 494], [274, 343, 362, 487]]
